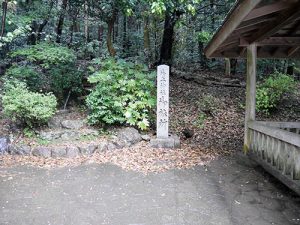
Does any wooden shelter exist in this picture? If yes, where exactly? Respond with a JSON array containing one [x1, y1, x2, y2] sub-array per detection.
[[205, 0, 300, 195]]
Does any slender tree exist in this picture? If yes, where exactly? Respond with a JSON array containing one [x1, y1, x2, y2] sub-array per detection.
[[0, 0, 8, 37]]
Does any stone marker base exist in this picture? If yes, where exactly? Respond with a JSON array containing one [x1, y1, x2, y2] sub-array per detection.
[[150, 135, 180, 149]]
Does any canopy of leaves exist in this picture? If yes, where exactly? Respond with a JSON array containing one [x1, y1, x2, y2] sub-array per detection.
[[10, 43, 76, 68]]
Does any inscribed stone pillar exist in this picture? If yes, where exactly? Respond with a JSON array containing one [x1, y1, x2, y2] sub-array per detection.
[[157, 65, 169, 138], [150, 65, 180, 149]]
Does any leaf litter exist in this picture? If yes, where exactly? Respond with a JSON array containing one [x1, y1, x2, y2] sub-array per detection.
[[0, 70, 299, 174]]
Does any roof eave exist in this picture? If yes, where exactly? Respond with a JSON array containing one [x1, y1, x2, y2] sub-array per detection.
[[204, 0, 262, 58]]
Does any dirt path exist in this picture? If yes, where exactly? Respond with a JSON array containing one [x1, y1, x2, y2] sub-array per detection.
[[0, 155, 299, 225]]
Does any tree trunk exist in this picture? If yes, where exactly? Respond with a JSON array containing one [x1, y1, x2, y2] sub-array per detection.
[[113, 15, 118, 42], [153, 17, 158, 62], [27, 20, 38, 45], [1, 0, 8, 37], [122, 15, 127, 55], [84, 0, 89, 42], [143, 15, 151, 64], [107, 16, 116, 57], [230, 59, 237, 75], [159, 10, 182, 65], [287, 65, 294, 75], [210, 0, 215, 30], [56, 0, 68, 43], [98, 24, 104, 43], [198, 41, 208, 69], [37, 19, 48, 41]]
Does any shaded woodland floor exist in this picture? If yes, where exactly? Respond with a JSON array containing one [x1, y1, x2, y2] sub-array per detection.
[[0, 68, 300, 161], [169, 69, 300, 155]]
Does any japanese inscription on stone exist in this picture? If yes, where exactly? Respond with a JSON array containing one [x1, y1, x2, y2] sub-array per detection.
[[157, 65, 170, 138]]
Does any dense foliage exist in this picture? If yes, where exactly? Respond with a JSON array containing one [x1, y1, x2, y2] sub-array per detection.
[[0, 0, 299, 132], [8, 43, 82, 100], [11, 43, 76, 68], [1, 80, 57, 127], [256, 73, 298, 114], [86, 59, 156, 130], [4, 65, 41, 91]]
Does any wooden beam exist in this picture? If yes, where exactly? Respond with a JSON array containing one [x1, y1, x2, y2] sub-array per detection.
[[288, 19, 300, 34], [249, 152, 300, 196], [288, 46, 300, 56], [268, 19, 300, 57], [248, 122, 300, 148], [218, 41, 240, 52], [235, 18, 275, 32], [244, 44, 257, 152], [239, 47, 246, 56], [240, 37, 300, 46], [249, 4, 300, 44], [244, 2, 292, 22], [210, 49, 300, 58], [205, 0, 262, 58]]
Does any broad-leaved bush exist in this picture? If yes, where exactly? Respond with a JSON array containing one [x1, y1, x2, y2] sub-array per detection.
[[4, 65, 42, 91], [11, 43, 76, 68], [1, 80, 57, 127], [256, 72, 298, 114], [86, 59, 156, 130], [9, 43, 82, 101]]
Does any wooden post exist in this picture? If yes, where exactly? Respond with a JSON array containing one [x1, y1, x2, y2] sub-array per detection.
[[225, 58, 231, 77], [244, 44, 257, 152]]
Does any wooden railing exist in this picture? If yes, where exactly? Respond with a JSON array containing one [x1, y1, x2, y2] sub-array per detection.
[[248, 121, 300, 195]]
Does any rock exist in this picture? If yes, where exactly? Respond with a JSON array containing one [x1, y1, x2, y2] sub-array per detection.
[[111, 137, 126, 148], [61, 120, 85, 130], [66, 146, 80, 158], [106, 139, 126, 151], [48, 116, 62, 129], [106, 142, 115, 151], [56, 109, 69, 115], [0, 137, 9, 155], [79, 144, 97, 156], [117, 127, 142, 146], [39, 131, 62, 141], [150, 135, 181, 149], [32, 146, 52, 157], [51, 146, 67, 158], [81, 129, 99, 136], [107, 142, 118, 151], [97, 142, 108, 152], [9, 144, 31, 155], [60, 131, 79, 141], [39, 129, 98, 142], [141, 134, 151, 141]]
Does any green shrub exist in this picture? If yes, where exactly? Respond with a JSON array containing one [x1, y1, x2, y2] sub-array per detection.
[[256, 72, 298, 114], [197, 31, 213, 44], [47, 64, 83, 99], [86, 58, 156, 130], [4, 65, 43, 91], [196, 113, 207, 129], [1, 80, 57, 127], [9, 43, 83, 101], [197, 94, 220, 116], [11, 43, 76, 68]]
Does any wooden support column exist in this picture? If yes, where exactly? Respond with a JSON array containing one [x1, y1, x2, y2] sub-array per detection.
[[225, 58, 231, 77], [244, 44, 257, 152]]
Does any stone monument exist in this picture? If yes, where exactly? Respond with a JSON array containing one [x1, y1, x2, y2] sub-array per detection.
[[150, 65, 180, 148]]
